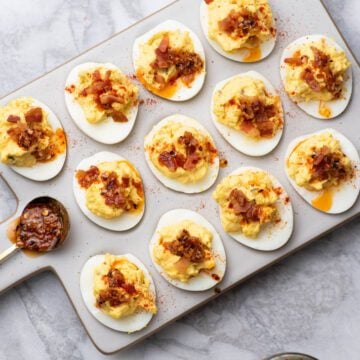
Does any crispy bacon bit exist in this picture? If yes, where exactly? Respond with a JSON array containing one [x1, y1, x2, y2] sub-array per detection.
[[232, 97, 278, 138], [219, 9, 258, 37], [301, 68, 322, 92], [96, 289, 128, 308], [24, 107, 43, 123], [150, 35, 204, 88], [163, 229, 206, 263], [158, 150, 186, 171], [228, 189, 261, 222], [5, 106, 64, 163], [178, 131, 199, 154], [158, 131, 217, 172], [99, 94, 124, 105], [76, 166, 100, 189], [284, 57, 304, 66], [78, 69, 129, 122], [7, 115, 20, 123], [96, 267, 138, 308], [183, 153, 201, 171], [111, 111, 128, 123], [287, 46, 343, 98], [212, 274, 220, 281], [7, 123, 38, 150], [311, 146, 349, 182], [121, 283, 137, 295], [204, 0, 213, 3], [107, 268, 125, 288], [100, 171, 126, 209]]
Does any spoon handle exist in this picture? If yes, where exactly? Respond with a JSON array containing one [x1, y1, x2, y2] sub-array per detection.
[[0, 244, 19, 264]]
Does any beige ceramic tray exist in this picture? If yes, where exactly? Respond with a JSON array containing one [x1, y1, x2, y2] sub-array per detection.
[[0, 0, 359, 354]]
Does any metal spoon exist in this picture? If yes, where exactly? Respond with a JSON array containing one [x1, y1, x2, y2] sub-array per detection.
[[0, 196, 70, 263]]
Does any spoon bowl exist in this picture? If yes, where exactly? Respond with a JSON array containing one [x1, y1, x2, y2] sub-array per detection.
[[0, 196, 70, 263]]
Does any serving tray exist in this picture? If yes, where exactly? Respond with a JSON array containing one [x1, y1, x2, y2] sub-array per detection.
[[0, 0, 359, 354]]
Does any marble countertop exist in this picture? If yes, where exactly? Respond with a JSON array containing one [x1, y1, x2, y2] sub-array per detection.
[[0, 1, 359, 359]]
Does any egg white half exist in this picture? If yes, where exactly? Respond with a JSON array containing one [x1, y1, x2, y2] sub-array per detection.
[[10, 99, 67, 181], [218, 166, 293, 251], [64, 62, 139, 144], [73, 151, 145, 231], [133, 20, 206, 101], [280, 34, 353, 119], [149, 209, 226, 291], [285, 128, 360, 214], [211, 71, 284, 156], [199, 1, 276, 62], [144, 114, 220, 193], [80, 253, 156, 333]]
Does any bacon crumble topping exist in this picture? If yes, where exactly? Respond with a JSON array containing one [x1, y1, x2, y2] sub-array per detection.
[[151, 35, 204, 88], [78, 69, 132, 122], [310, 145, 349, 183], [76, 166, 143, 211], [228, 189, 261, 222], [229, 97, 279, 138], [219, 9, 258, 38], [158, 131, 217, 172], [6, 107, 64, 162], [96, 268, 137, 308], [285, 46, 344, 99], [163, 229, 206, 263]]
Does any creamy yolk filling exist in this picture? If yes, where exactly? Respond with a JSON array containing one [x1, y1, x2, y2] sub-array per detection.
[[284, 39, 351, 103], [136, 30, 204, 97], [213, 170, 279, 237], [76, 160, 144, 219], [66, 67, 138, 124], [287, 133, 353, 192], [0, 97, 66, 167], [213, 76, 282, 139], [93, 254, 157, 319], [146, 121, 218, 184], [207, 0, 276, 54], [153, 220, 216, 282]]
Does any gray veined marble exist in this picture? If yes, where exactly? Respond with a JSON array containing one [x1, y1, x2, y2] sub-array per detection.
[[0, 0, 359, 359]]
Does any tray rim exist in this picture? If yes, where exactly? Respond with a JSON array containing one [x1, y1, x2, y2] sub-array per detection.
[[0, 0, 359, 355]]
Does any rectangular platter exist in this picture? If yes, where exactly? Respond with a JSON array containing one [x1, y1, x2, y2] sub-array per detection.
[[0, 0, 359, 354]]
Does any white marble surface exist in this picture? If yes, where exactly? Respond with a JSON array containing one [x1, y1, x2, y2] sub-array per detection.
[[0, 1, 359, 359]]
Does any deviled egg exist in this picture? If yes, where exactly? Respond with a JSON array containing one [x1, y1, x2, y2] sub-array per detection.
[[80, 253, 157, 333], [65, 62, 139, 144], [133, 20, 206, 101], [211, 71, 284, 156], [285, 129, 359, 214], [73, 151, 145, 231], [149, 209, 226, 291], [200, 0, 277, 62], [213, 166, 293, 251], [280, 35, 352, 119], [0, 97, 66, 181], [144, 114, 219, 193]]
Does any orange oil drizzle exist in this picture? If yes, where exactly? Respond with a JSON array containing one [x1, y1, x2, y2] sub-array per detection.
[[319, 101, 332, 119], [136, 70, 178, 99], [243, 46, 262, 62], [311, 188, 333, 212]]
